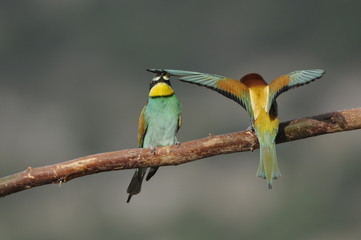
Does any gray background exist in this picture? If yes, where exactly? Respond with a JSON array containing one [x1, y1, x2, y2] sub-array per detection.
[[1, 1, 361, 239]]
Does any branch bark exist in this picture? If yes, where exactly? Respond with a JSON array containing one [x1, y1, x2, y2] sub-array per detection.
[[1, 108, 360, 197]]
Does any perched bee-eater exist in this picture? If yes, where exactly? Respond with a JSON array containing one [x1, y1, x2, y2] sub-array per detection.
[[127, 70, 182, 202], [149, 68, 325, 188]]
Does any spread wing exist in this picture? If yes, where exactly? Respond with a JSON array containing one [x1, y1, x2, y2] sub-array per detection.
[[137, 106, 148, 148], [268, 69, 325, 111], [148, 69, 250, 112]]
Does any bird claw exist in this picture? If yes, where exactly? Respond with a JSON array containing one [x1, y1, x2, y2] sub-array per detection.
[[175, 142, 181, 147], [150, 146, 156, 154]]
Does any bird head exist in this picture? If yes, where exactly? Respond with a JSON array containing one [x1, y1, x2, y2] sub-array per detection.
[[147, 69, 171, 85], [146, 69, 174, 97], [240, 73, 268, 87]]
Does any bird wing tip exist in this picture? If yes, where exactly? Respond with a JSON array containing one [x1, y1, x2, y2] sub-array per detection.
[[147, 68, 162, 73]]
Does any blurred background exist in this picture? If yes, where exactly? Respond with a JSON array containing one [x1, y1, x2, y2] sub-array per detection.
[[1, 1, 361, 239]]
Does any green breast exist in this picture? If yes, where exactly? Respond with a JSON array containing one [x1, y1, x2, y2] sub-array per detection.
[[142, 95, 181, 148]]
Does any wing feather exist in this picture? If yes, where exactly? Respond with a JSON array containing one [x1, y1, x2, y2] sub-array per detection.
[[268, 69, 325, 111], [148, 69, 250, 111], [177, 114, 182, 132], [137, 106, 148, 148]]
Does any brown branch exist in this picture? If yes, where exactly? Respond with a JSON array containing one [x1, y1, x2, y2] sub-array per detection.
[[1, 108, 361, 197]]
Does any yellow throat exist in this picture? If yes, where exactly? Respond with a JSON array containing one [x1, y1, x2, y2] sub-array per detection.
[[149, 82, 174, 97]]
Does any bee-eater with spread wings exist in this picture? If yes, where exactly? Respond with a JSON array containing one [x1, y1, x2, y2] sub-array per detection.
[[148, 68, 325, 188], [127, 70, 181, 202]]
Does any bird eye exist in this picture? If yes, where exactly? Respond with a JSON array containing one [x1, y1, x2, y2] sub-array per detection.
[[152, 75, 161, 81], [163, 74, 170, 81]]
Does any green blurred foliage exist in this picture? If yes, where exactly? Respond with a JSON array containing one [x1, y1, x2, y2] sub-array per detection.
[[1, 1, 361, 239]]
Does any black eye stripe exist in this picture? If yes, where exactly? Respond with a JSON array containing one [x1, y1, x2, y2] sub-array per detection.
[[149, 81, 157, 89], [149, 78, 172, 90]]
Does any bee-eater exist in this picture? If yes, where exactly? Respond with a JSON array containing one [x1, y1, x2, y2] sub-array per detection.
[[126, 70, 182, 202], [148, 68, 325, 189]]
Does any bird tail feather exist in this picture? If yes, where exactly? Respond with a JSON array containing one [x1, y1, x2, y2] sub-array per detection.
[[146, 167, 159, 181], [126, 168, 146, 203], [257, 142, 280, 189]]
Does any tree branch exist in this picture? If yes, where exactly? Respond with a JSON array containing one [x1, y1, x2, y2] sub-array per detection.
[[1, 108, 360, 197]]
